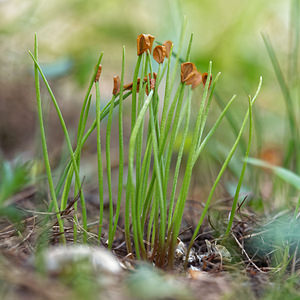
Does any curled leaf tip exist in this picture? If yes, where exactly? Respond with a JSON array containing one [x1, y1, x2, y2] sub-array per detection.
[[202, 72, 212, 88], [95, 65, 102, 82], [153, 45, 166, 64], [163, 40, 173, 58], [113, 75, 120, 95], [137, 34, 155, 56]]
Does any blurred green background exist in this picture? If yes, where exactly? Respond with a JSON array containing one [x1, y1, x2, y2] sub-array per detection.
[[0, 0, 296, 181], [0, 0, 291, 151]]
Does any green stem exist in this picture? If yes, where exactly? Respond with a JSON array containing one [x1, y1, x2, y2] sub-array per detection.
[[131, 55, 143, 129], [32, 34, 66, 243], [29, 51, 88, 242], [106, 93, 116, 249], [54, 91, 132, 200], [168, 62, 213, 267], [125, 90, 154, 256], [168, 93, 191, 229], [185, 77, 262, 266], [77, 53, 104, 144], [225, 77, 263, 235], [95, 81, 104, 242]]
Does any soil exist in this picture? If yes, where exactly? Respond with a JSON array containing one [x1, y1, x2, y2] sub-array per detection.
[[0, 183, 274, 300]]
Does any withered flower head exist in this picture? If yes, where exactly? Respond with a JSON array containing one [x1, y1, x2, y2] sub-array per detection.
[[202, 72, 212, 88], [181, 62, 197, 83], [95, 65, 102, 82], [145, 73, 157, 95], [123, 72, 157, 94], [181, 62, 203, 89], [113, 75, 120, 95], [191, 72, 202, 89], [137, 34, 155, 56], [163, 40, 173, 58], [144, 72, 157, 82], [153, 45, 166, 64]]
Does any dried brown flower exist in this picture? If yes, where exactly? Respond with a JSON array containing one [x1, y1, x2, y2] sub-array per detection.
[[95, 65, 102, 82], [145, 72, 157, 82], [163, 40, 173, 58], [153, 45, 166, 64], [181, 62, 203, 89], [191, 72, 202, 89], [113, 75, 120, 95], [145, 73, 157, 95], [181, 62, 197, 83], [123, 73, 157, 94], [137, 34, 155, 56], [202, 72, 212, 88]]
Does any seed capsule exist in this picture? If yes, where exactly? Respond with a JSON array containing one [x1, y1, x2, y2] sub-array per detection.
[[181, 62, 203, 89], [202, 72, 212, 88], [137, 34, 155, 56], [163, 40, 173, 58], [181, 62, 197, 83], [113, 76, 120, 95], [95, 65, 102, 82], [153, 45, 166, 64]]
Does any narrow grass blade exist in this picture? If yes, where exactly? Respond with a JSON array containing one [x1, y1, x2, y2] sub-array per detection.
[[262, 34, 299, 170], [167, 91, 191, 229], [246, 157, 300, 190], [111, 46, 126, 244], [29, 51, 88, 242], [168, 62, 213, 267], [32, 34, 66, 243], [77, 53, 104, 144], [95, 80, 104, 242], [106, 92, 116, 248], [125, 90, 154, 256], [225, 77, 262, 235], [214, 92, 247, 153]]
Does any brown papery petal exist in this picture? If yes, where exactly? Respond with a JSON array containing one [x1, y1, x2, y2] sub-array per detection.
[[137, 34, 155, 56], [153, 45, 166, 64], [181, 62, 197, 83], [113, 76, 121, 95], [163, 40, 173, 58], [184, 71, 198, 86], [191, 72, 202, 89], [202, 72, 212, 88]]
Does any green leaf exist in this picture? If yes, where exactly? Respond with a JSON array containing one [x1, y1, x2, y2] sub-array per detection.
[[0, 160, 31, 204], [247, 157, 300, 190]]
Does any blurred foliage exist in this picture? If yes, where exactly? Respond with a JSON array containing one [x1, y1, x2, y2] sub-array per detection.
[[0, 0, 298, 211], [0, 158, 31, 222], [0, 0, 290, 91], [126, 264, 190, 300], [0, 0, 292, 137], [0, 158, 31, 204]]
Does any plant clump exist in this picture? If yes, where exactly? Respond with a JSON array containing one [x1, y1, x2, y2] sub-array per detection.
[[30, 24, 261, 269]]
